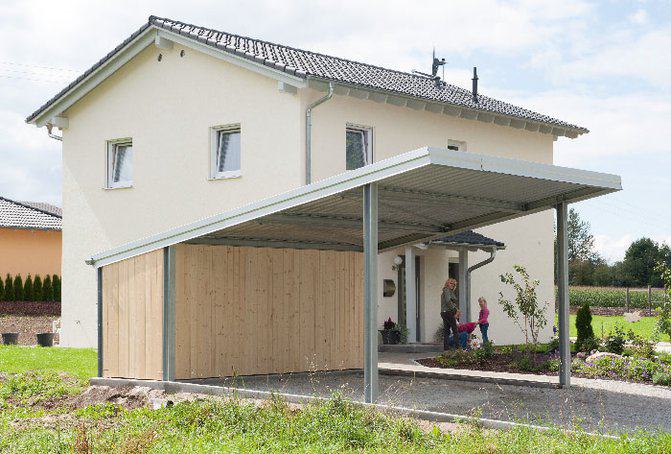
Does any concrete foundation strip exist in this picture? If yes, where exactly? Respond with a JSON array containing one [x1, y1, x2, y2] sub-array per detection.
[[90, 377, 615, 438]]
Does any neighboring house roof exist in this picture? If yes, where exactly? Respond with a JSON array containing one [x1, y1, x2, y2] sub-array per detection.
[[20, 201, 62, 217], [0, 197, 62, 230], [431, 230, 505, 249], [26, 16, 587, 138]]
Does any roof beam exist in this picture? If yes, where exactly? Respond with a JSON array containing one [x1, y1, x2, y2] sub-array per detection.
[[261, 213, 447, 234], [376, 186, 526, 213], [186, 236, 362, 252]]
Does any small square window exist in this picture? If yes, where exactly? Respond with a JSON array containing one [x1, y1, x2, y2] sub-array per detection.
[[447, 139, 467, 152], [106, 140, 133, 188], [211, 127, 241, 179], [346, 127, 372, 170]]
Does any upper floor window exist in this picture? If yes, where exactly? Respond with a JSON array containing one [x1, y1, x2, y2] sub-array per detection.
[[211, 126, 241, 179], [106, 139, 133, 188], [447, 139, 467, 152], [346, 126, 372, 170]]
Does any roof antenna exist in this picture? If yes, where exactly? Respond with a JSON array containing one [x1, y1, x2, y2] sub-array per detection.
[[472, 66, 479, 103], [413, 48, 446, 87]]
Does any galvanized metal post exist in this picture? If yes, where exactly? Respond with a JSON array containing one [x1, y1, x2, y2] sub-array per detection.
[[363, 183, 379, 403], [163, 246, 176, 382], [404, 246, 417, 343], [458, 248, 469, 320], [97, 267, 103, 377], [556, 202, 571, 388]]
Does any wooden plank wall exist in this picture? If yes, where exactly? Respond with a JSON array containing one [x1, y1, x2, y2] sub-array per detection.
[[102, 249, 163, 379], [173, 244, 364, 379]]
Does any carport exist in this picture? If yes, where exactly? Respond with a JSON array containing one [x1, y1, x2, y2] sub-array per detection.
[[87, 146, 621, 403]]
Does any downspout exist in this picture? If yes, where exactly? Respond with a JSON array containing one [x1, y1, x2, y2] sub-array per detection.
[[466, 247, 498, 314], [46, 124, 63, 141], [305, 82, 334, 185]]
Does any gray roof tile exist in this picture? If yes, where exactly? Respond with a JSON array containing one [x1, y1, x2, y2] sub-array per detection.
[[26, 16, 587, 136], [0, 197, 62, 230], [432, 230, 504, 248], [20, 201, 62, 217]]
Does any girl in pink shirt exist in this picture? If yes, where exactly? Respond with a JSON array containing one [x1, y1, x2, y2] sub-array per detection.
[[477, 297, 490, 344]]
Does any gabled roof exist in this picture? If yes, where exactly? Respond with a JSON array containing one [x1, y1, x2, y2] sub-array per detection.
[[26, 16, 587, 138], [432, 230, 505, 249], [20, 201, 62, 217], [0, 197, 62, 230]]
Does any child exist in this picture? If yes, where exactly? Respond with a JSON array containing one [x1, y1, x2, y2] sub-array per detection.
[[477, 297, 490, 344], [451, 310, 478, 349]]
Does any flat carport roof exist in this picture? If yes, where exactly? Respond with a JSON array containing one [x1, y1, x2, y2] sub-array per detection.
[[88, 146, 621, 403], [88, 147, 621, 267]]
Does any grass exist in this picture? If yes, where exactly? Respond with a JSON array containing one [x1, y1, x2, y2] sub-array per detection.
[[0, 347, 670, 451], [564, 315, 670, 342], [0, 345, 96, 380]]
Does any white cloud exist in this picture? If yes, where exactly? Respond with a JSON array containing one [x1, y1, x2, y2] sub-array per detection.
[[630, 9, 649, 25], [594, 233, 633, 263]]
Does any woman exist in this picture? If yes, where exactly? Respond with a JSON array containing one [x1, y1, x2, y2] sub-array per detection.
[[440, 278, 460, 350]]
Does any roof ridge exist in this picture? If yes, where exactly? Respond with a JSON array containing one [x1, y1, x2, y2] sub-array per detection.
[[0, 196, 62, 219], [149, 15, 456, 86]]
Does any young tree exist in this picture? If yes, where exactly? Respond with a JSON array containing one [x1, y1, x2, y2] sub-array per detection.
[[498, 265, 549, 345], [42, 275, 53, 302], [0, 276, 4, 301], [13, 274, 23, 301], [52, 275, 61, 303], [33, 275, 43, 301], [4, 274, 13, 302], [575, 303, 595, 352], [23, 275, 34, 302]]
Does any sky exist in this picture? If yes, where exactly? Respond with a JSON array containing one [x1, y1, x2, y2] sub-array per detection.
[[0, 0, 669, 263]]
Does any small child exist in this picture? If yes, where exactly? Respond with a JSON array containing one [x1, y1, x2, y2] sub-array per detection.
[[477, 297, 490, 344]]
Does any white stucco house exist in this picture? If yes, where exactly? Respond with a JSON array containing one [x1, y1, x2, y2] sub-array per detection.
[[26, 15, 600, 351]]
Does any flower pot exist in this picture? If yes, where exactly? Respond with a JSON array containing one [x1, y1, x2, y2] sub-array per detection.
[[36, 333, 55, 347], [2, 333, 19, 345], [379, 329, 401, 345]]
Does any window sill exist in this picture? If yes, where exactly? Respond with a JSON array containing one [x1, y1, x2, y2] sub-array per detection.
[[209, 171, 242, 181], [103, 184, 133, 190]]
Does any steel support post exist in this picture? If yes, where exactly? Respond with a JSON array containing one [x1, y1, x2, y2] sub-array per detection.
[[405, 246, 417, 343], [458, 248, 469, 320], [97, 267, 103, 377], [557, 202, 571, 388], [163, 246, 176, 382], [363, 183, 379, 403]]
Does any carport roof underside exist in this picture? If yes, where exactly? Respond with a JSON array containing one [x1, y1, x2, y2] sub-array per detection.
[[88, 147, 621, 268]]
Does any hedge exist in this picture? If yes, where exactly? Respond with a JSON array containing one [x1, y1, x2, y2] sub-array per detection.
[[569, 286, 668, 309], [0, 273, 61, 303]]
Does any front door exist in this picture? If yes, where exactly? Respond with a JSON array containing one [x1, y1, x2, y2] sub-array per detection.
[[397, 256, 421, 342]]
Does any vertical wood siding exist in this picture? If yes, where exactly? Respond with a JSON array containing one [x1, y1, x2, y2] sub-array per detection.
[[173, 244, 364, 379], [102, 249, 163, 379]]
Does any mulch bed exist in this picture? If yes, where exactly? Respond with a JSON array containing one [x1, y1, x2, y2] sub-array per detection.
[[416, 349, 559, 375], [0, 315, 60, 345], [569, 305, 658, 317], [0, 301, 60, 316]]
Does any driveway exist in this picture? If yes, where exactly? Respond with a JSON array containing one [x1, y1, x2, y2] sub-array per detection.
[[193, 370, 671, 434]]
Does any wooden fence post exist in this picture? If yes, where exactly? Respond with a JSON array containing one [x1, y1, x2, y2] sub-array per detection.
[[626, 287, 630, 311], [648, 286, 652, 313]]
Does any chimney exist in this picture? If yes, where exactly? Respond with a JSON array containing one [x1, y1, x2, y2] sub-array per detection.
[[472, 66, 479, 103]]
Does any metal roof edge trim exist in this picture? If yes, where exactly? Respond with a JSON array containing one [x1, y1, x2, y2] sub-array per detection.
[[87, 147, 434, 268]]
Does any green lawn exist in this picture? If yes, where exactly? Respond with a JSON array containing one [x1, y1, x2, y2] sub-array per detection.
[[0, 346, 96, 380], [563, 315, 670, 342]]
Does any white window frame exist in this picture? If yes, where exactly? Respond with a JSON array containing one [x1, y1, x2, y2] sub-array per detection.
[[345, 124, 373, 170], [210, 124, 242, 180], [447, 139, 467, 152], [105, 138, 133, 189]]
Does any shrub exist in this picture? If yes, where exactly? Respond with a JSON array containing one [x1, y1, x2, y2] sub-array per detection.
[[575, 303, 595, 352], [603, 326, 627, 355], [52, 275, 61, 302], [12, 274, 23, 301], [33, 275, 43, 301], [626, 330, 657, 359], [579, 336, 601, 353], [657, 264, 671, 340], [653, 370, 671, 386], [42, 275, 53, 302], [474, 341, 494, 362], [0, 276, 3, 301], [4, 274, 13, 302], [23, 275, 33, 302], [498, 265, 548, 345]]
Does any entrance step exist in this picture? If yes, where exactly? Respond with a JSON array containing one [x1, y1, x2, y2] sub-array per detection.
[[378, 343, 442, 353]]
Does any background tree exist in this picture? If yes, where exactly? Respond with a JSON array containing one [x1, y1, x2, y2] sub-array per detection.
[[556, 208, 604, 285], [23, 275, 33, 302], [622, 238, 670, 287], [52, 275, 61, 303], [0, 277, 3, 301], [42, 275, 53, 302], [12, 274, 23, 301], [33, 275, 43, 301], [4, 274, 13, 302]]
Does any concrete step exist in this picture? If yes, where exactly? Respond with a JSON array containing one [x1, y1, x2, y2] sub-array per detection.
[[378, 343, 442, 353]]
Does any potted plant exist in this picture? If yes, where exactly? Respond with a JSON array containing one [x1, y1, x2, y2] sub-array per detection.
[[1, 333, 19, 345], [36, 332, 55, 347], [379, 317, 401, 344]]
